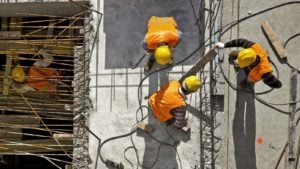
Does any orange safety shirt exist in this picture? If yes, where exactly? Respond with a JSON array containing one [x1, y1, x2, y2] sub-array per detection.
[[247, 43, 273, 83], [148, 81, 186, 122], [145, 16, 179, 49], [27, 66, 59, 92]]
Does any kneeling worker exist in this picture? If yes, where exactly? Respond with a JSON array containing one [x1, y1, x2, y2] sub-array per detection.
[[148, 75, 201, 129], [215, 38, 282, 88]]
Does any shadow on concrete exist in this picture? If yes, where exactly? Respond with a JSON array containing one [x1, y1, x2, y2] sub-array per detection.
[[139, 65, 190, 168], [233, 69, 257, 169]]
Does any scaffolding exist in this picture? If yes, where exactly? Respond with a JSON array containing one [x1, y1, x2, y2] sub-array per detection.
[[0, 1, 92, 168]]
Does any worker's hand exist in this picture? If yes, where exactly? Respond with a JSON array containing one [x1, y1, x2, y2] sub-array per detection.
[[214, 42, 225, 49]]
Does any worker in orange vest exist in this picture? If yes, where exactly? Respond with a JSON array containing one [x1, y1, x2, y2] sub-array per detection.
[[215, 38, 282, 88], [11, 50, 59, 92], [142, 16, 182, 71], [148, 75, 201, 129]]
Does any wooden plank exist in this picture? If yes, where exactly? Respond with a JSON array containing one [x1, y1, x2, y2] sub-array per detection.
[[0, 139, 73, 154], [1, 17, 8, 31], [0, 128, 22, 141], [3, 54, 13, 95], [0, 31, 22, 40], [65, 165, 72, 169], [287, 70, 297, 169], [53, 133, 73, 140], [262, 20, 288, 59], [10, 17, 23, 31], [0, 40, 74, 55], [0, 115, 40, 125], [179, 49, 217, 83]]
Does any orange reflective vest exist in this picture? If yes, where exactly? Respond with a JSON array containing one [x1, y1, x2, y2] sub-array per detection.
[[247, 43, 273, 83], [145, 16, 179, 49], [27, 66, 59, 92], [148, 81, 186, 122]]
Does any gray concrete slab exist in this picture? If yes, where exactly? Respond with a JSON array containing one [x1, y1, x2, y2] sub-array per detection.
[[103, 0, 205, 69], [89, 1, 205, 168]]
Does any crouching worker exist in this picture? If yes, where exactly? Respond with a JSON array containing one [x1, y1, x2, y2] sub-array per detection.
[[142, 16, 182, 71], [215, 38, 282, 88], [10, 50, 59, 93], [148, 76, 201, 129]]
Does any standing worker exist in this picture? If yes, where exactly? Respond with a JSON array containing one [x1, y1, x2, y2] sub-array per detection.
[[148, 75, 201, 129], [215, 38, 282, 88], [11, 49, 59, 92], [142, 16, 182, 71]]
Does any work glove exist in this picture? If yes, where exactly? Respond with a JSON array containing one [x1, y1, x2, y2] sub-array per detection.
[[214, 42, 225, 49]]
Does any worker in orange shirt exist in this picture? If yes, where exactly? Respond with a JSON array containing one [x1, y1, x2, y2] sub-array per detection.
[[148, 75, 201, 129], [215, 38, 282, 88], [142, 16, 182, 71], [10, 50, 59, 93]]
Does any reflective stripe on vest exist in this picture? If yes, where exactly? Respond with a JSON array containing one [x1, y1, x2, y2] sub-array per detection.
[[145, 16, 179, 49], [247, 43, 273, 83], [28, 66, 58, 92], [148, 81, 186, 122]]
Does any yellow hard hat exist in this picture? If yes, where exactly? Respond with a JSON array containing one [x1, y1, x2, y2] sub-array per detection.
[[11, 65, 25, 83], [154, 45, 171, 65], [237, 48, 257, 68], [184, 75, 202, 92]]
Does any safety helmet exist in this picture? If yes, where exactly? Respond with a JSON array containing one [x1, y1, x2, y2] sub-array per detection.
[[11, 65, 25, 83], [183, 75, 202, 92], [237, 48, 257, 68], [154, 45, 172, 65]]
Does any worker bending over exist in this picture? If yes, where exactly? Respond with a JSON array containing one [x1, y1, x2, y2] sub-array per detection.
[[215, 38, 282, 88], [11, 50, 59, 92], [148, 75, 201, 129], [142, 16, 182, 71]]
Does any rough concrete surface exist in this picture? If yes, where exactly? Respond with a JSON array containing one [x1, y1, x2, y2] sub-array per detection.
[[89, 0, 206, 169], [219, 0, 300, 169], [89, 0, 300, 169], [103, 0, 205, 69]]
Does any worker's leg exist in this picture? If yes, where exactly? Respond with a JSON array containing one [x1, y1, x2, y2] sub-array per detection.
[[144, 55, 155, 71], [237, 69, 252, 88]]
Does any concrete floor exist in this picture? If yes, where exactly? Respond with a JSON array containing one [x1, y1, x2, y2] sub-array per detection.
[[88, 0, 300, 169], [218, 0, 300, 169]]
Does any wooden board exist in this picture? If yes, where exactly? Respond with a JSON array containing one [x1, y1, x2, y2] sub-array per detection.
[[0, 139, 73, 154], [0, 31, 22, 40], [0, 39, 74, 55], [179, 49, 217, 83], [262, 20, 288, 59]]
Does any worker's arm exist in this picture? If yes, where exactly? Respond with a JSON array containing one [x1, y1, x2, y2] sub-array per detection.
[[33, 50, 54, 68], [170, 106, 187, 129], [142, 40, 154, 55], [224, 38, 255, 48], [262, 72, 282, 88]]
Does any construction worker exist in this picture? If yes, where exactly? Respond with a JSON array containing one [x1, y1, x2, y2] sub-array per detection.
[[11, 50, 59, 92], [215, 38, 282, 88], [148, 75, 201, 129], [142, 16, 182, 71]]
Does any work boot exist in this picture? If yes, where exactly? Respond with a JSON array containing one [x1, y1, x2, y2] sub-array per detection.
[[144, 59, 155, 71]]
